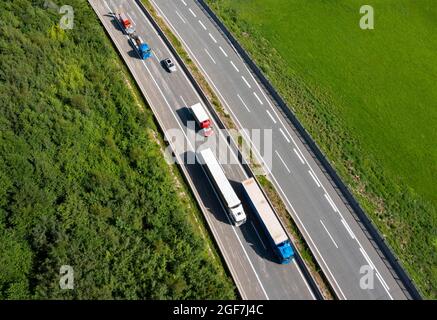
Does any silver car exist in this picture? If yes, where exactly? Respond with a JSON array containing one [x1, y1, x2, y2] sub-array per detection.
[[163, 58, 177, 73]]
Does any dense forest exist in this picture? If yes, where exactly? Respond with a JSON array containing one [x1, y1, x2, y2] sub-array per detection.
[[0, 0, 235, 299]]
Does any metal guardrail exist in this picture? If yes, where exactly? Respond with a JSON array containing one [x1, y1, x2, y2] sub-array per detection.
[[134, 0, 324, 300], [195, 0, 422, 300]]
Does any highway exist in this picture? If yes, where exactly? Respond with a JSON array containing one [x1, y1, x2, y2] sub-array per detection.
[[89, 0, 316, 300], [148, 0, 410, 299]]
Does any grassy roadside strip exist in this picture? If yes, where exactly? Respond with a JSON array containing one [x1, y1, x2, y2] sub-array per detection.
[[142, 0, 333, 299]]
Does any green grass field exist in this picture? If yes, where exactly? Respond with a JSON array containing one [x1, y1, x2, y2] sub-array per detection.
[[207, 0, 437, 298]]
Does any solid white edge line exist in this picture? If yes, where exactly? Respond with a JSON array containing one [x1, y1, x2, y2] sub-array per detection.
[[311, 170, 323, 188], [224, 88, 344, 299], [359, 247, 375, 270], [292, 259, 317, 300], [359, 248, 393, 298], [376, 273, 392, 298], [308, 171, 323, 187], [360, 247, 391, 292], [151, 0, 346, 299]]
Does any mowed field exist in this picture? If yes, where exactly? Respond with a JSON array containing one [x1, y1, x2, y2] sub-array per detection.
[[207, 0, 437, 297]]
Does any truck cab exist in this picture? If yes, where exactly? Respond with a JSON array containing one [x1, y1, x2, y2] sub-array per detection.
[[229, 203, 247, 227], [130, 35, 152, 60], [190, 103, 213, 137], [276, 241, 294, 264], [138, 43, 152, 60], [118, 13, 135, 35]]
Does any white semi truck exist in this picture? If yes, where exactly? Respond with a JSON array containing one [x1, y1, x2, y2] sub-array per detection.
[[197, 148, 246, 226]]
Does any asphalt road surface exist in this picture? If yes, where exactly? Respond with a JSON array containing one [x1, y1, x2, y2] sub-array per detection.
[[89, 0, 316, 300], [148, 0, 409, 300]]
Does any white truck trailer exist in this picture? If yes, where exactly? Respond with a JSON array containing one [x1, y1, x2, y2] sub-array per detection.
[[197, 148, 246, 226], [242, 178, 294, 263]]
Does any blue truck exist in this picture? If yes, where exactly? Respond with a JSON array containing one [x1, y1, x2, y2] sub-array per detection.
[[242, 178, 294, 264], [130, 34, 152, 60]]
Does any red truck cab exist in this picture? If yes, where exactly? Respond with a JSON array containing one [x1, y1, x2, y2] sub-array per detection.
[[118, 13, 135, 35], [119, 13, 131, 28], [190, 103, 213, 137]]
